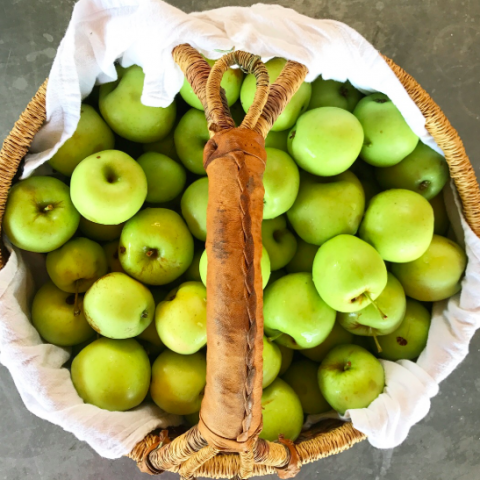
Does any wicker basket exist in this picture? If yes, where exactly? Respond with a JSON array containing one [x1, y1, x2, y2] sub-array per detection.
[[1, 43, 479, 480]]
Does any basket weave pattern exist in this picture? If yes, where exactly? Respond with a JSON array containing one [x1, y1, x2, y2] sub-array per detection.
[[0, 48, 479, 479]]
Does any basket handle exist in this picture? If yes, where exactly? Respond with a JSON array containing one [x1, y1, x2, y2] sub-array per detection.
[[138, 45, 308, 478]]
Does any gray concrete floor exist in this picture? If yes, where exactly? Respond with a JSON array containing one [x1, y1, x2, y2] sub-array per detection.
[[1, 1, 480, 479]]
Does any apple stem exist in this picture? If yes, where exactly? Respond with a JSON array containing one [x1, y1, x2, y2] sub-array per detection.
[[364, 292, 387, 319], [344, 361, 352, 371], [43, 204, 54, 213], [372, 333, 383, 353]]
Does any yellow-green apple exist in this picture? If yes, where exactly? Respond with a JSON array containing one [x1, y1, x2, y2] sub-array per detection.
[[137, 152, 186, 204], [287, 107, 364, 176], [263, 337, 282, 388], [391, 235, 467, 301], [262, 215, 297, 270], [318, 344, 385, 414], [337, 272, 406, 338], [353, 93, 419, 167], [84, 272, 155, 339], [360, 189, 434, 263], [375, 142, 449, 200], [313, 235, 388, 312], [277, 343, 294, 375], [103, 240, 125, 273], [119, 208, 194, 285], [265, 130, 289, 151], [375, 299, 431, 361], [150, 349, 206, 415], [264, 273, 336, 349], [184, 249, 203, 282], [308, 77, 363, 112], [70, 150, 147, 225], [241, 58, 311, 132], [3, 176, 79, 253], [430, 191, 449, 235], [32, 282, 94, 347], [143, 129, 179, 162], [71, 337, 151, 411], [287, 170, 365, 246], [263, 148, 300, 219], [48, 104, 115, 176], [181, 177, 208, 241], [283, 359, 331, 415], [174, 108, 209, 175], [259, 378, 304, 441], [99, 65, 176, 143], [155, 282, 207, 355]]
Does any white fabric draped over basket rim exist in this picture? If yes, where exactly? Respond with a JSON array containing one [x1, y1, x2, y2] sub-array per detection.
[[0, 0, 478, 459]]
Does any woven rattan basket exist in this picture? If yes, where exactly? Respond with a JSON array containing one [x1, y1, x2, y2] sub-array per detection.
[[1, 43, 480, 480]]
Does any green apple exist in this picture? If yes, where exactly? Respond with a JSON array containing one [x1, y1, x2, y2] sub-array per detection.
[[259, 378, 304, 442], [349, 159, 381, 204], [263, 148, 300, 219], [241, 58, 312, 132], [180, 57, 243, 110], [376, 299, 431, 361], [181, 177, 208, 241], [308, 77, 363, 112], [156, 282, 207, 355], [70, 150, 147, 225], [150, 349, 206, 415], [119, 208, 194, 285], [301, 321, 353, 363], [137, 320, 165, 356], [103, 240, 125, 273], [3, 176, 79, 253], [430, 192, 450, 235], [285, 238, 318, 273], [48, 104, 115, 176], [318, 344, 385, 414], [137, 152, 186, 204], [360, 189, 434, 263], [143, 129, 180, 162], [264, 273, 336, 349], [313, 235, 388, 312], [184, 249, 203, 282], [337, 272, 406, 338], [391, 234, 467, 301], [71, 337, 151, 411], [32, 281, 94, 347], [199, 246, 271, 289], [79, 217, 124, 242], [84, 272, 155, 339], [46, 237, 108, 293], [263, 337, 282, 388], [265, 130, 289, 151], [353, 93, 419, 167], [287, 170, 365, 246], [283, 359, 331, 415], [262, 215, 297, 270], [287, 107, 364, 176], [174, 108, 209, 175], [99, 65, 176, 143], [375, 142, 449, 200], [277, 343, 294, 375]]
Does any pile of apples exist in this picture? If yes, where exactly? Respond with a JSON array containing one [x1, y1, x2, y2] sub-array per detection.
[[3, 57, 467, 443]]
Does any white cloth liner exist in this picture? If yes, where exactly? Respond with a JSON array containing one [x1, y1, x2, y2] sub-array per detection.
[[0, 0, 478, 458]]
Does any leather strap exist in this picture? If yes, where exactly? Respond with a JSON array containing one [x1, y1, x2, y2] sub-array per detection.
[[198, 127, 266, 451]]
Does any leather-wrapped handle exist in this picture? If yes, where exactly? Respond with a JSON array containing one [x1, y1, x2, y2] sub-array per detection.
[[142, 45, 308, 478]]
